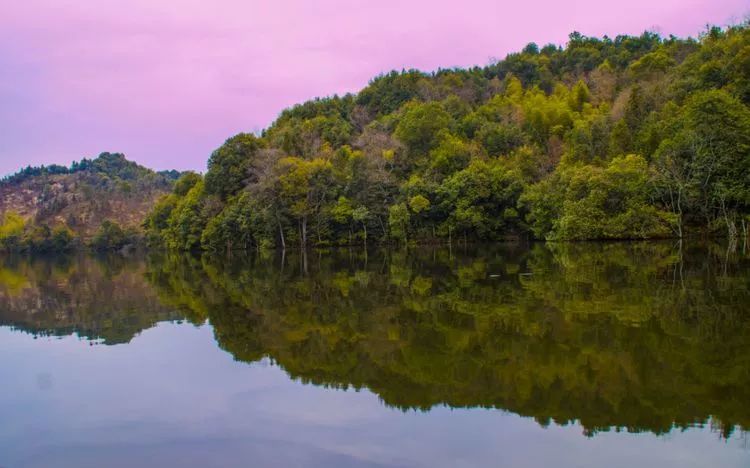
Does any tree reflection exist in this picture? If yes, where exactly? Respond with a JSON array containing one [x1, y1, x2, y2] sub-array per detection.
[[147, 242, 750, 437], [1, 243, 747, 437], [0, 253, 180, 344]]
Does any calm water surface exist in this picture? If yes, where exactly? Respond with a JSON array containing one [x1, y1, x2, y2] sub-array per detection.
[[0, 242, 748, 467]]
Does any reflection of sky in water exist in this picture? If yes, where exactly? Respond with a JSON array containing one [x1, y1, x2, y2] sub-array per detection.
[[0, 323, 747, 468]]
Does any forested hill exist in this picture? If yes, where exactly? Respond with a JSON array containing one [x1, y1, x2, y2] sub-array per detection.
[[0, 153, 181, 251], [145, 23, 750, 251]]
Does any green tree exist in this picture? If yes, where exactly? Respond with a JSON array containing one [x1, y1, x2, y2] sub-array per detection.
[[394, 101, 452, 156], [0, 211, 25, 251], [388, 203, 410, 243], [90, 220, 129, 251], [476, 123, 525, 157], [352, 206, 370, 246], [654, 90, 750, 237], [205, 133, 261, 200], [276, 157, 334, 248], [524, 155, 676, 240], [164, 181, 211, 250]]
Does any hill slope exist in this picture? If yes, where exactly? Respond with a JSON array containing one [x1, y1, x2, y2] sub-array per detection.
[[146, 23, 750, 251], [0, 153, 180, 250]]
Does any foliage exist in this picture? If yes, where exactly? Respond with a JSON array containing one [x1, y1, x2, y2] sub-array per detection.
[[0, 211, 77, 252], [523, 155, 676, 239], [204, 134, 261, 200], [172, 171, 202, 196], [653, 89, 750, 236], [394, 101, 451, 156], [25, 225, 77, 252], [0, 211, 26, 251], [90, 220, 136, 251], [143, 23, 750, 250], [163, 180, 213, 251]]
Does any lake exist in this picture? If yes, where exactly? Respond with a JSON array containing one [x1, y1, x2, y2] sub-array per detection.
[[0, 242, 748, 467]]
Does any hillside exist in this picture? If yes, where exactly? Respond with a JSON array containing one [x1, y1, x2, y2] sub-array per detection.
[[0, 153, 180, 250], [145, 23, 750, 251]]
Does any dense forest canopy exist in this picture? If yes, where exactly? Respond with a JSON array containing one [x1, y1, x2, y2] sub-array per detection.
[[146, 23, 750, 251]]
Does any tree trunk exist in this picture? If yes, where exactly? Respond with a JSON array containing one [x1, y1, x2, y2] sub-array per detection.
[[302, 217, 308, 248], [720, 197, 737, 241], [278, 219, 286, 250], [675, 186, 683, 238]]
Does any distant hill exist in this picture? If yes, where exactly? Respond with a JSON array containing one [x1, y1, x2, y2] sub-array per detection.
[[0, 153, 181, 250]]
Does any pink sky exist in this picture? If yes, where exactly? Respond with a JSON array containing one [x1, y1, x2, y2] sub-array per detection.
[[0, 0, 747, 175]]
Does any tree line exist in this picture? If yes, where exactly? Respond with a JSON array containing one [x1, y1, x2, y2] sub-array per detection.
[[151, 24, 750, 249]]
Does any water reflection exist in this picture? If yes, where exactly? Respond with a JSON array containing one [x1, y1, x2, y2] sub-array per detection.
[[0, 253, 179, 344], [1, 242, 748, 439]]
